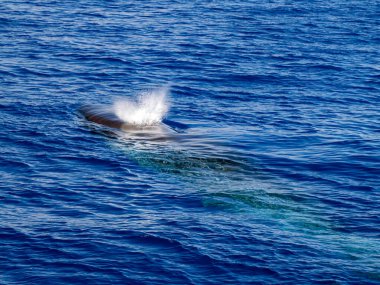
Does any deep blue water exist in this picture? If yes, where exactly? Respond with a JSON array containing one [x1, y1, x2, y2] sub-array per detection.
[[1, 0, 379, 284]]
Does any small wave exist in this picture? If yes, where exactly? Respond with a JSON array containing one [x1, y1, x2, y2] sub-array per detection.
[[114, 86, 170, 126]]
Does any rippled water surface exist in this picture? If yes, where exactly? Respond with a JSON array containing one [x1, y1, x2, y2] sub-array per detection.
[[1, 0, 379, 284]]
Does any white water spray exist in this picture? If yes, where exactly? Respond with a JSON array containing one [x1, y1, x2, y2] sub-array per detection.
[[114, 86, 170, 126]]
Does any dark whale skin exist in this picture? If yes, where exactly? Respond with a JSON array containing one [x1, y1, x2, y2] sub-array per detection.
[[79, 105, 125, 129]]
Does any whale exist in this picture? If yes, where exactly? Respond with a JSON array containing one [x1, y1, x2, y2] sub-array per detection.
[[79, 105, 248, 173], [79, 104, 188, 136]]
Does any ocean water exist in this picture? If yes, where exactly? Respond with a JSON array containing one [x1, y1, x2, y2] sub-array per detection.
[[1, 0, 379, 284]]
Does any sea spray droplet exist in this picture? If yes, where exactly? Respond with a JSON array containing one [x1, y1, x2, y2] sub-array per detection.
[[114, 86, 170, 126]]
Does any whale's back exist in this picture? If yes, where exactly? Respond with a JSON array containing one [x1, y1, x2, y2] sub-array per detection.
[[79, 105, 124, 129], [79, 104, 178, 138]]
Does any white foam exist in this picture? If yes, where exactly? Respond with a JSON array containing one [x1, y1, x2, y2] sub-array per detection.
[[114, 86, 170, 126]]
